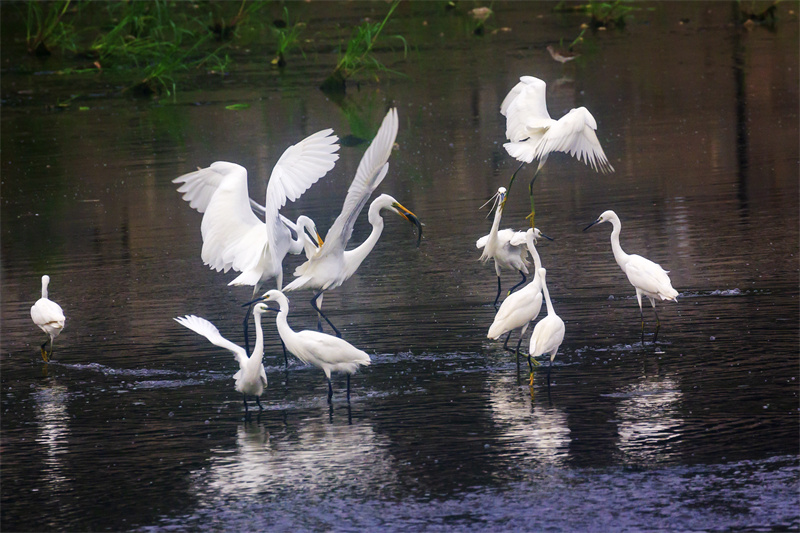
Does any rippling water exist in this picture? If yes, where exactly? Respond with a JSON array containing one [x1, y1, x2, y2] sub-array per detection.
[[2, 2, 798, 531]]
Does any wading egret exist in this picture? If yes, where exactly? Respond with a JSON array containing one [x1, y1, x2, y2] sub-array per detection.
[[500, 75, 614, 227], [282, 108, 423, 337], [173, 129, 337, 350], [487, 228, 550, 371], [31, 275, 66, 363], [257, 290, 371, 403], [477, 187, 533, 308], [174, 304, 270, 413], [584, 209, 679, 345], [527, 268, 565, 384]]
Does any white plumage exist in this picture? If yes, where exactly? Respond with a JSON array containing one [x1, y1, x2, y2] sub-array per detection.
[[584, 209, 679, 344], [31, 275, 65, 363], [501, 75, 613, 174], [528, 268, 565, 377], [172, 128, 339, 294], [259, 290, 371, 403], [174, 304, 270, 412], [282, 109, 422, 337]]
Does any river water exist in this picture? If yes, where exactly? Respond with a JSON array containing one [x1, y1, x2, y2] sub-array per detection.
[[2, 2, 798, 531]]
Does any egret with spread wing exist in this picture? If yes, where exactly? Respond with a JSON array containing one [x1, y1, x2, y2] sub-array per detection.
[[501, 75, 613, 227], [282, 108, 423, 337]]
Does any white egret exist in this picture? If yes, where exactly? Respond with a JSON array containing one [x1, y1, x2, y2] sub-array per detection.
[[584, 209, 679, 345], [174, 304, 270, 413], [282, 108, 423, 337], [173, 129, 337, 351], [500, 75, 614, 226], [31, 275, 66, 363], [477, 187, 542, 308], [487, 228, 550, 371], [257, 290, 371, 403], [527, 268, 565, 384]]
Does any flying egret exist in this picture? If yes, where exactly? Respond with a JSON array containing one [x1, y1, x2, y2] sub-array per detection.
[[477, 187, 550, 308], [174, 304, 270, 413], [256, 290, 371, 403], [487, 228, 550, 371], [173, 129, 337, 351], [31, 275, 66, 363], [584, 209, 679, 345], [500, 75, 614, 227], [527, 268, 565, 384], [282, 108, 423, 337]]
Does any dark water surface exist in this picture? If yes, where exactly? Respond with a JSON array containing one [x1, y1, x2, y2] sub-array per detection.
[[2, 2, 798, 531]]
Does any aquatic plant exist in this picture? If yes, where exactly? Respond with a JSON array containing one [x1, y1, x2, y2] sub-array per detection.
[[320, 0, 407, 94], [553, 0, 649, 29], [271, 6, 306, 68], [25, 0, 75, 56]]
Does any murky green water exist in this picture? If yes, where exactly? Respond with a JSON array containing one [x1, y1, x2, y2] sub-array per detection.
[[2, 2, 798, 531]]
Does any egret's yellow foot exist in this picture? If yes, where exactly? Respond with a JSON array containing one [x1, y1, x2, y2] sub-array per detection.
[[529, 372, 535, 386], [41, 347, 49, 363]]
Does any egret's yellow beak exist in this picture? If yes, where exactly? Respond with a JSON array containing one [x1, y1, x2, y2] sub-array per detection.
[[392, 202, 423, 247]]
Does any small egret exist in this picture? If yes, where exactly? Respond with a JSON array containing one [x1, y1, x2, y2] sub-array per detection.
[[500, 75, 614, 227], [477, 187, 547, 308], [257, 290, 371, 403], [487, 228, 550, 371], [527, 268, 565, 384], [282, 108, 423, 337], [31, 275, 66, 363], [584, 209, 679, 345], [174, 305, 270, 413], [173, 129, 337, 351]]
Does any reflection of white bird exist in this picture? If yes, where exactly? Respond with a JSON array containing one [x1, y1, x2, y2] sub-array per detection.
[[488, 228, 550, 370], [283, 109, 423, 337], [477, 187, 530, 309], [500, 75, 613, 226], [31, 275, 66, 363], [584, 209, 679, 345], [172, 128, 339, 294], [174, 305, 270, 412], [259, 290, 370, 403], [528, 268, 565, 383]]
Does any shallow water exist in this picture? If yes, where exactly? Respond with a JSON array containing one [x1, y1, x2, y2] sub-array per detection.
[[2, 2, 798, 531]]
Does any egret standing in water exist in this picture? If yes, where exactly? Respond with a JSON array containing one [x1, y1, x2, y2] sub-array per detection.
[[31, 275, 66, 363], [173, 129, 338, 351], [256, 290, 371, 403], [487, 228, 551, 371], [527, 268, 565, 384], [584, 209, 679, 345], [500, 75, 614, 227], [477, 187, 532, 309], [174, 304, 270, 413], [282, 108, 423, 337]]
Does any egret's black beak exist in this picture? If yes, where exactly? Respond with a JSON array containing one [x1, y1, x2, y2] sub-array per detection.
[[242, 296, 266, 307], [393, 202, 423, 247], [539, 231, 555, 241], [583, 218, 602, 232], [304, 226, 324, 248]]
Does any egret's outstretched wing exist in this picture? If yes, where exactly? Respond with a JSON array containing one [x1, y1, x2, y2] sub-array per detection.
[[174, 315, 248, 369], [316, 108, 399, 259], [502, 76, 553, 143], [174, 163, 269, 216], [532, 107, 614, 173], [264, 129, 340, 264]]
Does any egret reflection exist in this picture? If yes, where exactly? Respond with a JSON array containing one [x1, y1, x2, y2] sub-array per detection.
[[33, 382, 71, 492]]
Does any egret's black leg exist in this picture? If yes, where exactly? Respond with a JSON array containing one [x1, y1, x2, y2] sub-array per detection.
[[40, 340, 49, 363], [493, 277, 502, 309], [652, 306, 661, 345], [506, 161, 526, 199], [327, 377, 333, 404], [502, 331, 513, 352], [280, 339, 289, 368], [509, 271, 527, 295], [242, 303, 253, 355], [526, 168, 541, 229], [255, 396, 264, 411], [311, 290, 341, 338], [243, 393, 249, 413], [346, 374, 351, 402], [640, 306, 646, 345], [515, 334, 524, 374]]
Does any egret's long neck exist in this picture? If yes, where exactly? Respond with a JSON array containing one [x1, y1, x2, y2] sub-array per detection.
[[609, 217, 629, 267], [41, 280, 49, 299], [251, 312, 265, 365], [274, 298, 295, 346], [480, 203, 504, 262], [542, 279, 554, 315], [527, 234, 542, 271], [343, 202, 385, 279]]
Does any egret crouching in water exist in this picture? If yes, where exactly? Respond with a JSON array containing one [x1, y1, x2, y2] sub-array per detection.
[[174, 305, 270, 413], [31, 275, 66, 363], [584, 209, 679, 345], [500, 75, 614, 227], [527, 268, 565, 385], [487, 228, 551, 372], [477, 187, 531, 309], [257, 290, 370, 403]]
